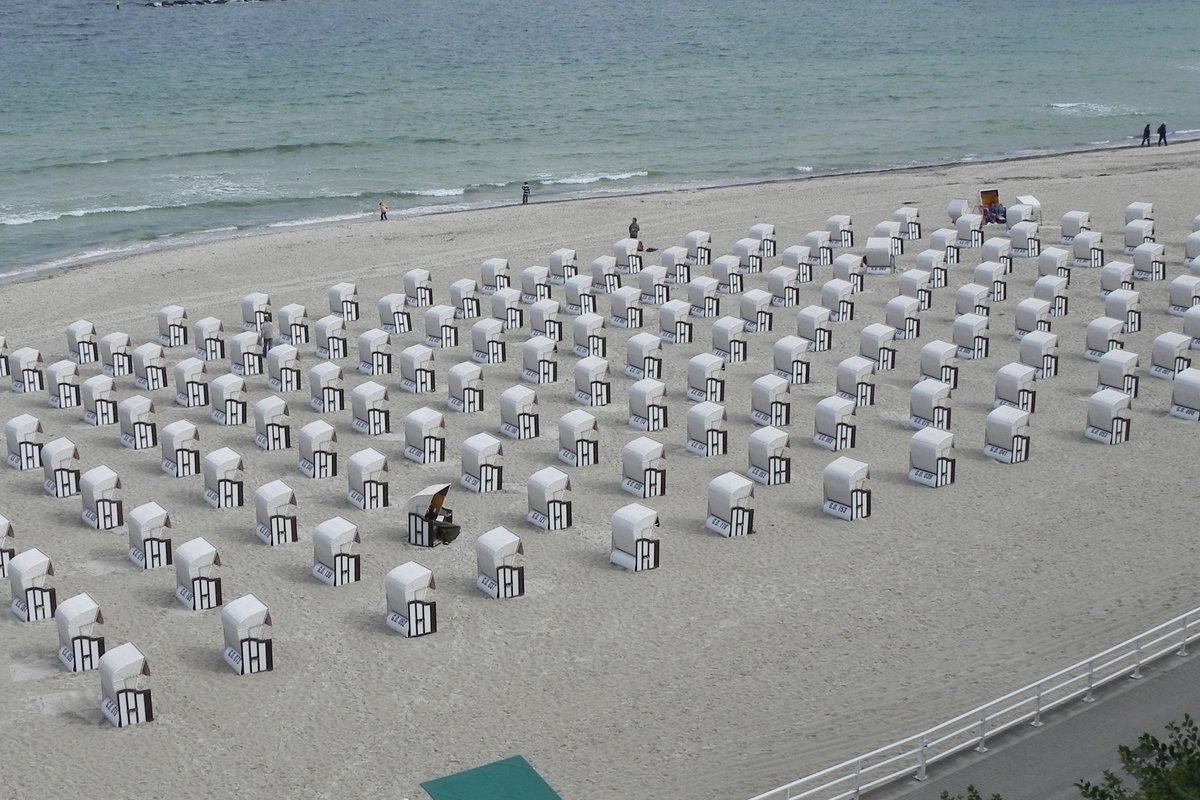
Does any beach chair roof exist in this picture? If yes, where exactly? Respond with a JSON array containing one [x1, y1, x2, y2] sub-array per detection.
[[622, 436, 664, 473], [128, 502, 171, 547], [41, 437, 79, 465], [612, 502, 660, 538], [81, 465, 121, 492], [57, 592, 103, 641], [314, 516, 361, 563], [385, 561, 435, 608], [203, 447, 243, 474], [528, 467, 570, 494], [47, 360, 78, 381], [630, 378, 665, 402], [462, 432, 502, 456], [911, 426, 954, 459], [748, 426, 788, 459], [254, 479, 296, 512], [100, 643, 150, 697], [174, 357, 206, 380], [6, 413, 42, 438], [222, 594, 272, 645], [558, 409, 596, 437], [987, 404, 1030, 435], [175, 537, 220, 581], [475, 526, 523, 563], [409, 483, 451, 517], [9, 548, 53, 589]]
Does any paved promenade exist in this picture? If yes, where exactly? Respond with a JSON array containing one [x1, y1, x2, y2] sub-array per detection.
[[871, 650, 1200, 800]]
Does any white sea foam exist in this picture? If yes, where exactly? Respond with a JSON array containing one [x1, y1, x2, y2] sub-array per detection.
[[793, 165, 814, 173], [1, 205, 156, 226], [539, 171, 648, 186], [268, 213, 369, 228], [400, 187, 466, 197], [1048, 102, 1143, 117], [170, 175, 277, 201]]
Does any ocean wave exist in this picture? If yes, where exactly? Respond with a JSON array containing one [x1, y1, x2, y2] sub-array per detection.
[[0, 190, 378, 227], [268, 213, 370, 228], [793, 165, 814, 173], [15, 133, 462, 176], [15, 140, 366, 175], [538, 171, 649, 186], [1047, 102, 1144, 117], [2, 205, 155, 226], [398, 187, 466, 198], [169, 175, 279, 202]]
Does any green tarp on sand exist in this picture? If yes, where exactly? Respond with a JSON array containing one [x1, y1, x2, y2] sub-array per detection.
[[421, 755, 563, 800]]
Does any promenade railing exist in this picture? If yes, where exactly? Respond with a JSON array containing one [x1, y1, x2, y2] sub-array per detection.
[[747, 606, 1200, 800]]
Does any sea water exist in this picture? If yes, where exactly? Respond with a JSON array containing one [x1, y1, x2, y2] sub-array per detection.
[[2, 0, 1198, 276]]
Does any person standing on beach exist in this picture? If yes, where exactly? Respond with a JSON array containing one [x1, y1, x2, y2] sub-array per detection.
[[522, 182, 530, 205], [1141, 124, 1152, 147], [629, 217, 640, 242], [259, 319, 276, 354], [1157, 122, 1169, 146], [378, 201, 388, 220]]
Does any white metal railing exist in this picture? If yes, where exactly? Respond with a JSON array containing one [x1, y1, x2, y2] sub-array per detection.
[[747, 607, 1200, 800]]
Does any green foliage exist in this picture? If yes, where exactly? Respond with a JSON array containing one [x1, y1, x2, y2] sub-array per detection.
[[937, 716, 1200, 800], [1076, 714, 1200, 800], [938, 786, 1004, 800]]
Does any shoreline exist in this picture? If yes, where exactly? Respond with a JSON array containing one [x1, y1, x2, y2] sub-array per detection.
[[7, 131, 1199, 288]]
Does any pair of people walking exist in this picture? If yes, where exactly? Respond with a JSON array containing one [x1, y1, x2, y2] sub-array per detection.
[[1141, 123, 1168, 147]]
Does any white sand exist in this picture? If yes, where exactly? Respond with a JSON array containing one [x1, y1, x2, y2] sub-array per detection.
[[3, 143, 1199, 800]]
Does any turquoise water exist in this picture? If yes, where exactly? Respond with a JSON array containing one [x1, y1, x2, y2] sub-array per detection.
[[2, 0, 1198, 275]]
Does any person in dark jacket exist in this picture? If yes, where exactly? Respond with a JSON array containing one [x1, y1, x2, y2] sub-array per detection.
[[259, 320, 277, 353], [1157, 122, 1168, 146], [1141, 124, 1152, 147]]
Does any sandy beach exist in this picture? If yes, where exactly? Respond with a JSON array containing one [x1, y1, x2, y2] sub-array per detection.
[[3, 142, 1199, 800]]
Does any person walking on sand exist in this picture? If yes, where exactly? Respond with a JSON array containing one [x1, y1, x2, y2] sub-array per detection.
[[522, 182, 530, 205], [1141, 124, 1152, 147], [378, 201, 388, 220], [629, 217, 640, 242], [1157, 122, 1168, 146]]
